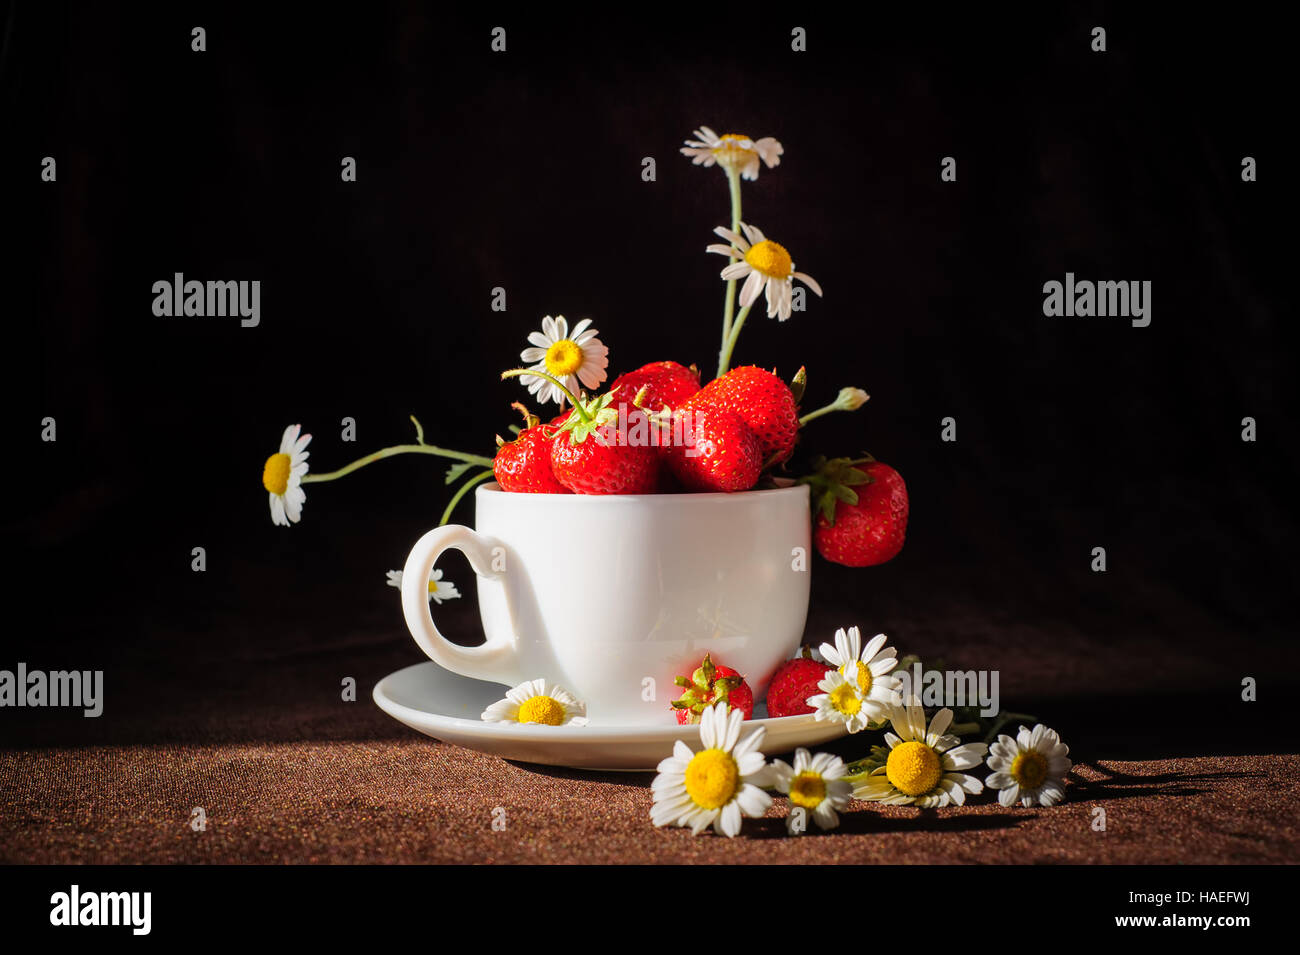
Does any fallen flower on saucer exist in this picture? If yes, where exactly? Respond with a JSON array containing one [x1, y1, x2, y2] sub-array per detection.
[[770, 747, 852, 835], [808, 670, 873, 734], [985, 723, 1072, 807], [385, 568, 462, 605], [818, 625, 902, 721], [852, 699, 988, 807], [480, 679, 589, 726], [651, 702, 772, 837]]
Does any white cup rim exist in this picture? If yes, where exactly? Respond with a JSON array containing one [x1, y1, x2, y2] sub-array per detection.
[[477, 479, 808, 505]]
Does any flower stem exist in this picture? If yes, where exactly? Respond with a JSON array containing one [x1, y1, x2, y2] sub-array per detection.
[[302, 444, 493, 483], [716, 303, 752, 379], [439, 470, 494, 526], [500, 368, 591, 422], [797, 405, 838, 426], [798, 388, 870, 427], [717, 169, 743, 380]]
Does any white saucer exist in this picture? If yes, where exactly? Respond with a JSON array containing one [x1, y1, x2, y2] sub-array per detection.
[[373, 662, 849, 771]]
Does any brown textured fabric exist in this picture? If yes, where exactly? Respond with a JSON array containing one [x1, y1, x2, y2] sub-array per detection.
[[2, 593, 1297, 864], [1, 746, 1294, 864]]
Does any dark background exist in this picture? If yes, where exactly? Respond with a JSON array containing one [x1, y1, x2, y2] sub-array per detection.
[[3, 3, 1295, 755]]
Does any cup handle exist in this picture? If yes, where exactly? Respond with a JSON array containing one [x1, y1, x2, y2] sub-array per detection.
[[401, 524, 518, 686]]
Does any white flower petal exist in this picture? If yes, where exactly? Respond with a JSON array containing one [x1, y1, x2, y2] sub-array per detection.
[[739, 269, 764, 307]]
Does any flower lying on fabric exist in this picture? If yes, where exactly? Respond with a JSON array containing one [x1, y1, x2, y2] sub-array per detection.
[[771, 747, 852, 834], [853, 699, 988, 807], [985, 723, 1072, 807], [651, 703, 772, 837]]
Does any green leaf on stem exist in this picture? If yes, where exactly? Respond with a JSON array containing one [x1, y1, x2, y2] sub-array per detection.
[[445, 461, 475, 485]]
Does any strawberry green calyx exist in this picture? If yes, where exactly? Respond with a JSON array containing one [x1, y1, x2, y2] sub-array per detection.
[[790, 366, 807, 405], [670, 653, 743, 719], [555, 388, 624, 445], [499, 368, 630, 446], [796, 454, 877, 525]]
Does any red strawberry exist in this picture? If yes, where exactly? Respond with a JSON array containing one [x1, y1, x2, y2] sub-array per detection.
[[671, 653, 754, 722], [807, 458, 909, 567], [766, 656, 834, 718], [609, 361, 700, 415], [664, 398, 762, 492], [549, 401, 659, 495], [693, 365, 800, 464], [493, 404, 570, 494]]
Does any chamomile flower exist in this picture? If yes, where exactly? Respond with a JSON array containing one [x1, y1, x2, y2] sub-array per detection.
[[852, 699, 988, 807], [518, 315, 608, 407], [262, 424, 311, 526], [680, 127, 783, 181], [651, 702, 772, 837], [985, 724, 1072, 807], [817, 626, 902, 722], [770, 748, 852, 834], [807, 670, 872, 734], [385, 568, 462, 605], [706, 221, 822, 321], [480, 679, 588, 726]]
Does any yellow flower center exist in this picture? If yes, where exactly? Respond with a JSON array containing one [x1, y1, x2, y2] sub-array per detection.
[[516, 696, 566, 725], [886, 741, 943, 797], [744, 239, 793, 279], [829, 682, 862, 716], [788, 771, 826, 810], [684, 749, 740, 810], [713, 134, 753, 159], [262, 453, 292, 495], [545, 340, 584, 377], [427, 579, 439, 593], [1010, 749, 1049, 790], [840, 661, 873, 694]]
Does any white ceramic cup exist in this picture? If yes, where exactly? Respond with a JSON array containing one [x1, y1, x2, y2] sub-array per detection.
[[401, 482, 812, 724]]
